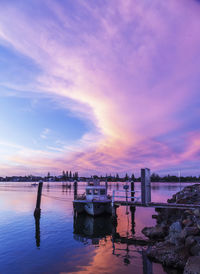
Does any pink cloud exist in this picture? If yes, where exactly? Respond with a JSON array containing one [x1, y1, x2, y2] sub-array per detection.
[[0, 0, 200, 175]]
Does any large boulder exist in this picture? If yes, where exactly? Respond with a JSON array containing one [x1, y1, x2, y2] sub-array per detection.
[[190, 242, 200, 256], [185, 236, 195, 248], [147, 241, 189, 269], [184, 256, 200, 274], [166, 221, 182, 245], [142, 225, 167, 239], [180, 227, 200, 240]]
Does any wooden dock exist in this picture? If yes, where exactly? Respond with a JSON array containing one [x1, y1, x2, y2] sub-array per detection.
[[111, 168, 200, 212], [114, 201, 200, 210]]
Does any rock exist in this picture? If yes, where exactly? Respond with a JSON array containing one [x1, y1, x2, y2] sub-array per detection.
[[142, 226, 167, 239], [147, 241, 189, 269], [182, 216, 194, 227], [185, 236, 195, 248], [194, 236, 200, 245], [193, 209, 200, 217], [181, 227, 199, 239], [146, 184, 200, 271], [169, 221, 182, 233], [186, 227, 199, 236], [166, 221, 182, 244], [196, 220, 200, 230], [163, 268, 182, 274], [184, 256, 200, 274], [182, 218, 193, 227], [180, 229, 188, 240], [190, 243, 200, 256]]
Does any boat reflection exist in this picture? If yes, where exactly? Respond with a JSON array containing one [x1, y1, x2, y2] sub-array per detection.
[[73, 214, 113, 245]]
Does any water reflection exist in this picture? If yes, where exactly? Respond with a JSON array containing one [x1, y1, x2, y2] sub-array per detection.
[[73, 211, 156, 273], [141, 250, 153, 274], [1, 181, 193, 274], [130, 206, 136, 235], [73, 214, 113, 245], [34, 215, 40, 248]]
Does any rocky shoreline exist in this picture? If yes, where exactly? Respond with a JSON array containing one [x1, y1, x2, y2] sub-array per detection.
[[142, 184, 200, 273]]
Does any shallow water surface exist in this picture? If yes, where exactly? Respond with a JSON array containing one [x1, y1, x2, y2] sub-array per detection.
[[0, 181, 192, 274]]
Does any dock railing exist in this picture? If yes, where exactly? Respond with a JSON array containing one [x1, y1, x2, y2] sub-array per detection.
[[112, 189, 141, 206]]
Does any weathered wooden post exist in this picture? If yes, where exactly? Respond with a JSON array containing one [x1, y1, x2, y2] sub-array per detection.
[[105, 179, 108, 191], [74, 180, 77, 199], [141, 168, 151, 205], [34, 181, 43, 218]]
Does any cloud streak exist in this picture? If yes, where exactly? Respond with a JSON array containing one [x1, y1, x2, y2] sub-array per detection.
[[0, 0, 200, 175]]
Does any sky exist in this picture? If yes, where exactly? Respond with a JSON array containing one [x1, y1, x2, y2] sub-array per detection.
[[0, 0, 200, 177]]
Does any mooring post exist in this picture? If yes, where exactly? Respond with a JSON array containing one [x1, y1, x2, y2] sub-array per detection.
[[131, 180, 134, 202], [74, 180, 77, 199], [34, 181, 43, 218], [141, 168, 151, 205]]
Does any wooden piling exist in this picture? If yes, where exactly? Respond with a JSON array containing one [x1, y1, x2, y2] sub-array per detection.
[[105, 179, 108, 191], [74, 180, 77, 199], [141, 168, 151, 205], [34, 181, 43, 218]]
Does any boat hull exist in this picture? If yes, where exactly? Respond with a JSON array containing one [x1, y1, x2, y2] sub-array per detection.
[[84, 201, 111, 216], [73, 201, 85, 213], [73, 200, 111, 216]]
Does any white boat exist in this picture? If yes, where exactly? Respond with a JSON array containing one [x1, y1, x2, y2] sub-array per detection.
[[73, 182, 111, 216]]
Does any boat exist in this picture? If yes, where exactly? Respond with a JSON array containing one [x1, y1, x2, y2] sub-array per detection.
[[73, 181, 111, 216], [31, 183, 38, 186]]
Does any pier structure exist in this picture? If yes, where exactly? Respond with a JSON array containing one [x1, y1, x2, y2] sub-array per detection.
[[111, 168, 200, 220], [141, 168, 151, 204]]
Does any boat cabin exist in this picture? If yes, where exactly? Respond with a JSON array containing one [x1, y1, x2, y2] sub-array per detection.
[[86, 186, 107, 201]]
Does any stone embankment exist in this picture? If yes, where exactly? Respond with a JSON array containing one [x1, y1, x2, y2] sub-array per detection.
[[142, 184, 200, 273]]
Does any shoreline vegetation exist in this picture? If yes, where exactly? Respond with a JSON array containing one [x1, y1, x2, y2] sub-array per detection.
[[0, 171, 200, 183]]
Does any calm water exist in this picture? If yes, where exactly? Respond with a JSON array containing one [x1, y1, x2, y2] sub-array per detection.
[[0, 181, 193, 274]]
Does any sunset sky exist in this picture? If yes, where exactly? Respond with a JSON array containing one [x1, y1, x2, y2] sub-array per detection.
[[0, 0, 200, 176]]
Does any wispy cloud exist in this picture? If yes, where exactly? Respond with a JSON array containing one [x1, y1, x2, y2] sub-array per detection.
[[40, 128, 50, 139], [0, 0, 200, 175]]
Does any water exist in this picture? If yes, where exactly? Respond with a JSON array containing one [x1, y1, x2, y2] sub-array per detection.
[[0, 181, 193, 274]]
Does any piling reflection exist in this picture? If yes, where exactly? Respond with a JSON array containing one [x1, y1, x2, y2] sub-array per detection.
[[34, 215, 40, 248], [141, 250, 153, 274], [130, 206, 136, 235], [73, 209, 156, 273]]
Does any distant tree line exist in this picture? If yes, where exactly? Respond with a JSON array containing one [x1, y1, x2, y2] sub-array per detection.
[[91, 173, 135, 182], [150, 173, 200, 182], [0, 172, 200, 182], [61, 171, 79, 181]]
